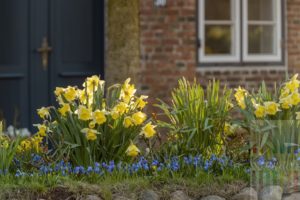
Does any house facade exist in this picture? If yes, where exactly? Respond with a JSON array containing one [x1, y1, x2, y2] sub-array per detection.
[[0, 0, 299, 128], [119, 0, 299, 104]]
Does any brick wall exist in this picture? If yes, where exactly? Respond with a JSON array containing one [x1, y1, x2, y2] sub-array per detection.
[[139, 0, 196, 103], [139, 0, 300, 104]]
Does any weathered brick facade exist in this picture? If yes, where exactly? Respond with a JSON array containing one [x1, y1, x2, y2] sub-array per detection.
[[137, 0, 300, 102]]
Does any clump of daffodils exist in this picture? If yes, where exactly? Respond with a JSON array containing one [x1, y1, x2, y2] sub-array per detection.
[[234, 74, 300, 165], [234, 74, 300, 120], [37, 76, 157, 166]]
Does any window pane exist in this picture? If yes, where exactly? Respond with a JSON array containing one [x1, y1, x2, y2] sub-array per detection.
[[248, 25, 274, 54], [205, 25, 231, 55], [205, 0, 231, 20], [248, 0, 274, 21]]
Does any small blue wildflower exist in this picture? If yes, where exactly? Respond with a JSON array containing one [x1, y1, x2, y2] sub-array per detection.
[[257, 156, 265, 166], [87, 166, 93, 174]]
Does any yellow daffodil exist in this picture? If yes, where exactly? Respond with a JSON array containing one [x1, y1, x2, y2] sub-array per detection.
[[280, 87, 290, 99], [254, 104, 265, 118], [123, 117, 134, 128], [126, 143, 140, 157], [20, 140, 31, 151], [120, 78, 136, 103], [37, 124, 47, 137], [37, 107, 50, 119], [132, 111, 147, 125], [296, 112, 300, 120], [264, 101, 280, 115], [111, 110, 120, 120], [93, 110, 106, 125], [58, 104, 71, 116], [81, 128, 98, 141], [291, 92, 300, 105], [135, 95, 148, 109], [77, 105, 92, 121], [31, 135, 43, 152], [285, 74, 300, 92], [280, 95, 292, 109], [140, 122, 156, 138], [54, 87, 64, 96], [63, 86, 77, 102], [234, 87, 247, 109], [111, 102, 128, 120], [83, 75, 105, 93], [89, 121, 96, 129], [114, 102, 128, 114], [1, 140, 9, 149]]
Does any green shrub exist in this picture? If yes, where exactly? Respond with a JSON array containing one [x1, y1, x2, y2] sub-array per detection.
[[156, 78, 232, 157]]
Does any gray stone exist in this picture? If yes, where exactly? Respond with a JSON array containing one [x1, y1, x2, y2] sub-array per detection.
[[84, 195, 102, 200], [283, 193, 300, 200], [260, 186, 283, 200], [232, 187, 257, 200], [170, 190, 190, 200], [201, 195, 225, 200], [140, 190, 159, 200]]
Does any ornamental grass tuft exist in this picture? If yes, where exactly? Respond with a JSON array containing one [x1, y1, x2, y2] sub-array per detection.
[[156, 78, 233, 158]]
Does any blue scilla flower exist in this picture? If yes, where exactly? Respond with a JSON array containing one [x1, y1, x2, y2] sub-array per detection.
[[257, 156, 265, 166], [74, 166, 80, 174], [13, 158, 21, 169], [87, 166, 93, 174], [193, 156, 201, 167], [157, 163, 164, 171], [204, 160, 210, 171], [95, 162, 100, 168], [39, 165, 52, 175], [131, 163, 140, 173], [152, 159, 159, 166], [184, 156, 193, 165], [294, 148, 300, 155], [31, 154, 42, 163], [94, 166, 101, 174], [107, 161, 115, 173], [170, 157, 180, 171], [137, 157, 149, 170], [210, 154, 217, 162], [267, 161, 275, 169], [15, 169, 26, 177]]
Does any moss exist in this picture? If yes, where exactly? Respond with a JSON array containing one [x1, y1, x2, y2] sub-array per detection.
[[106, 0, 140, 86]]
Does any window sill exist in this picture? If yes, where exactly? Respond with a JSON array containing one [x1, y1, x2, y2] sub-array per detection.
[[196, 65, 287, 73]]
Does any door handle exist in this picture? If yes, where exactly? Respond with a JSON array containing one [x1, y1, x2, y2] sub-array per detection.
[[37, 37, 52, 71]]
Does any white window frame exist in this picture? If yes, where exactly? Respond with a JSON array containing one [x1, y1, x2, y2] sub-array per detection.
[[242, 0, 282, 62], [198, 0, 283, 64], [198, 0, 240, 63]]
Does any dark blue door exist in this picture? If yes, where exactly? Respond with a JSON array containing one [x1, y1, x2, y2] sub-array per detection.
[[0, 0, 105, 129]]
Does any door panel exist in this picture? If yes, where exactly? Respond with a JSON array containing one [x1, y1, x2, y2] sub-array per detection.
[[50, 0, 104, 99], [0, 0, 29, 127]]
